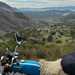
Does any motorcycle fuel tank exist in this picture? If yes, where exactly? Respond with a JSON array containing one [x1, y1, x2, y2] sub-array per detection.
[[11, 60, 40, 75]]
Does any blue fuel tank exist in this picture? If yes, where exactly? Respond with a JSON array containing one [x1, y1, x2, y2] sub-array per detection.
[[11, 60, 40, 75]]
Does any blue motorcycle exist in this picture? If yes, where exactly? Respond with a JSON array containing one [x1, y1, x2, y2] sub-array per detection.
[[0, 32, 40, 75], [1, 51, 40, 75]]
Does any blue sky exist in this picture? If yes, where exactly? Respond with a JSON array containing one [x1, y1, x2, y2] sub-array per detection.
[[0, 0, 75, 8]]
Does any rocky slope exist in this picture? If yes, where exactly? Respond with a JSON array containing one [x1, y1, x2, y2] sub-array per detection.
[[0, 2, 31, 34]]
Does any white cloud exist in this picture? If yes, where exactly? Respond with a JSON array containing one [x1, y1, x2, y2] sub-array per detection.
[[0, 0, 75, 8]]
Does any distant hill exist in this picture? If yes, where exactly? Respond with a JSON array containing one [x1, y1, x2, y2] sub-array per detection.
[[0, 2, 31, 35], [17, 6, 75, 18], [17, 6, 75, 24]]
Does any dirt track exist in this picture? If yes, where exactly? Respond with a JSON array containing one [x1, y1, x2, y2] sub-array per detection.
[[40, 59, 67, 75]]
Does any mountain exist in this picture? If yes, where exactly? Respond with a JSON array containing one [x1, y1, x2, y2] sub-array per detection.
[[17, 7, 71, 16], [17, 6, 75, 24], [17, 6, 75, 12], [0, 1, 14, 11], [0, 2, 31, 35], [0, 1, 75, 34]]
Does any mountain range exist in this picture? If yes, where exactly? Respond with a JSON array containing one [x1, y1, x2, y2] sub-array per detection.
[[0, 1, 75, 34], [17, 6, 75, 24]]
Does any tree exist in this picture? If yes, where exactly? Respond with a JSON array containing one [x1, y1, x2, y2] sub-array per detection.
[[47, 35, 53, 42]]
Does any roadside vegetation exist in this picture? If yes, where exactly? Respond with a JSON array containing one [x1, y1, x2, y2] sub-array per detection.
[[0, 24, 75, 61]]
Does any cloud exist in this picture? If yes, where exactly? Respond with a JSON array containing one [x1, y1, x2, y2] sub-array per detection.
[[0, 0, 75, 8]]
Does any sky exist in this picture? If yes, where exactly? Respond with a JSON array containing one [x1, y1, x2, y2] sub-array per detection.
[[0, 0, 75, 8]]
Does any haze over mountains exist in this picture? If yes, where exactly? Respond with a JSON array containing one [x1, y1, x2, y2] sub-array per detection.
[[17, 7, 72, 19], [17, 6, 75, 24]]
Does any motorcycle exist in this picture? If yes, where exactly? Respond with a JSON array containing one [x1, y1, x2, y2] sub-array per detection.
[[0, 48, 40, 75], [0, 32, 40, 75]]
